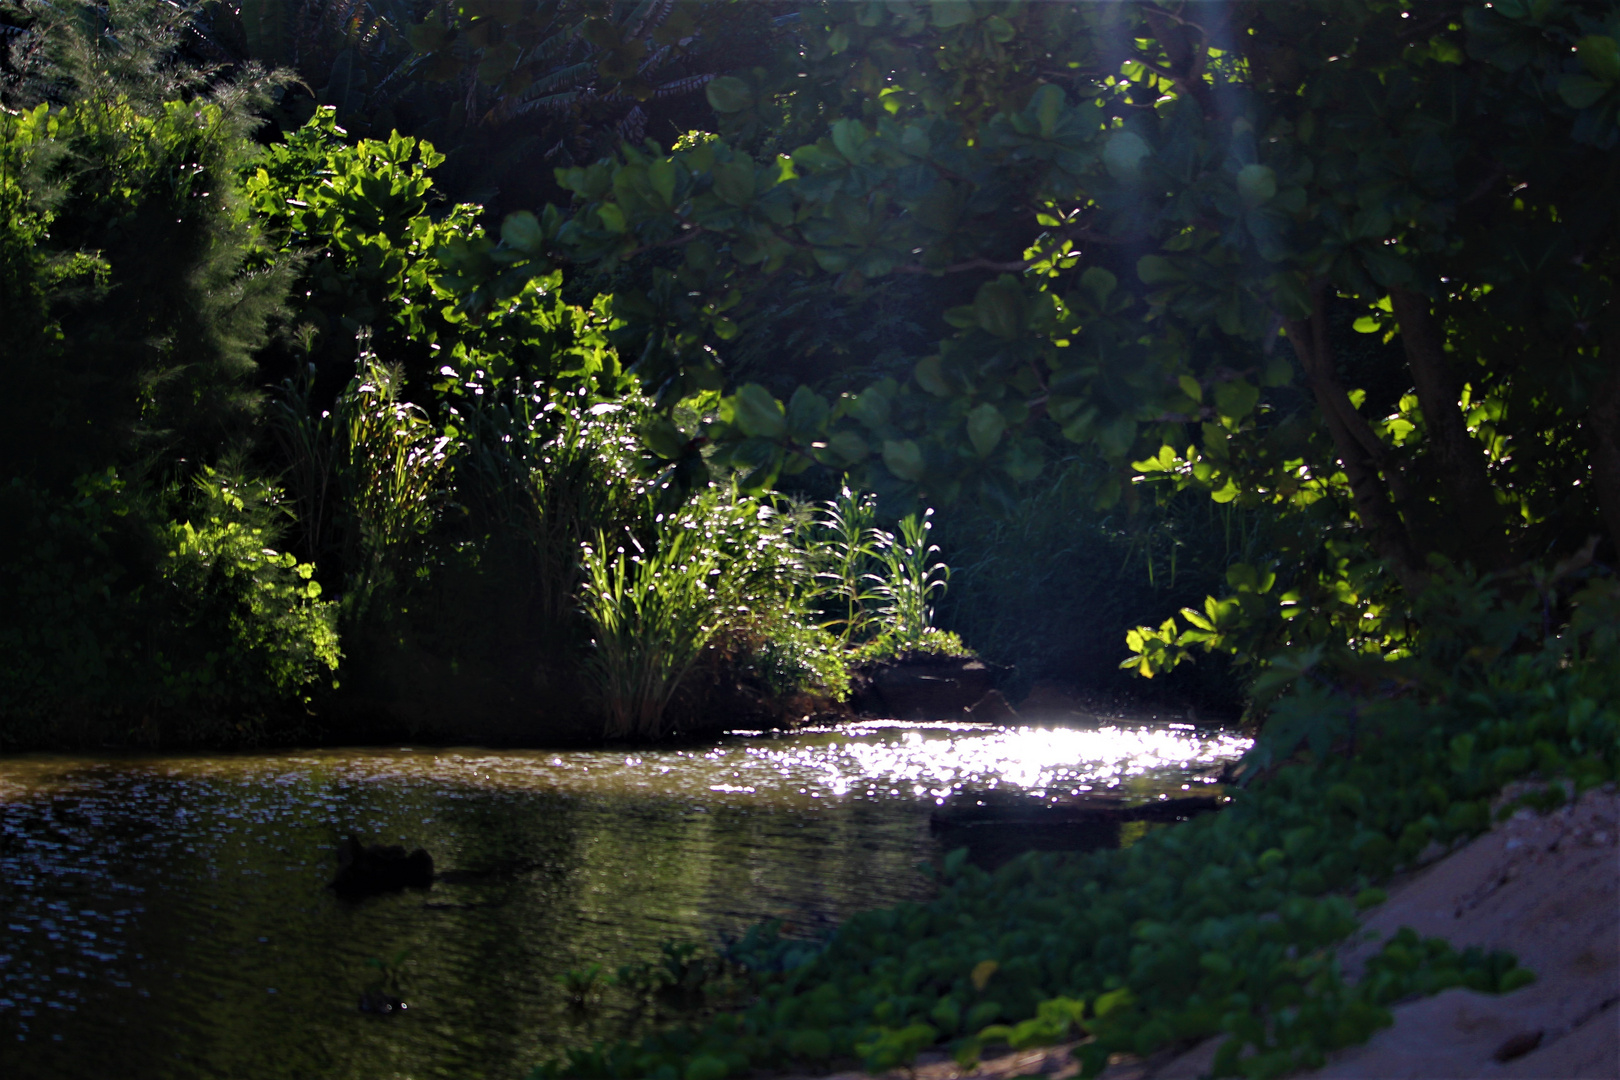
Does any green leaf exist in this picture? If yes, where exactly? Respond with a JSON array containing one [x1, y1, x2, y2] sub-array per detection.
[[712, 160, 756, 206], [1136, 254, 1180, 285], [883, 439, 926, 482], [787, 386, 830, 441], [831, 119, 867, 162], [901, 124, 932, 157], [1270, 273, 1312, 319], [500, 211, 543, 252], [1102, 131, 1151, 181], [648, 157, 678, 208], [1577, 35, 1620, 83], [1079, 266, 1117, 304], [1177, 374, 1202, 403], [597, 203, 627, 234], [973, 277, 1026, 339], [851, 385, 892, 429], [1029, 84, 1064, 139], [1003, 438, 1044, 483], [1214, 379, 1260, 420], [966, 403, 1007, 457], [930, 1, 975, 29], [733, 383, 786, 439], [1236, 164, 1277, 208], [1557, 74, 1609, 110], [914, 355, 951, 397], [1262, 354, 1293, 387], [826, 430, 870, 464], [705, 76, 753, 113], [641, 415, 687, 460]]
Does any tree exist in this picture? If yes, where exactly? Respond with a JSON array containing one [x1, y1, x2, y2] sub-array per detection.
[[440, 0, 1619, 675]]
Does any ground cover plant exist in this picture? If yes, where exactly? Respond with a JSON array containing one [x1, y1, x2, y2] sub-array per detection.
[[534, 566, 1619, 1080]]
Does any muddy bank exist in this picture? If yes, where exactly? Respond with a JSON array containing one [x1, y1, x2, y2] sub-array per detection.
[[768, 784, 1619, 1080]]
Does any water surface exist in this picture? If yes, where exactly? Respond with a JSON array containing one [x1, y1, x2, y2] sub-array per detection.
[[0, 720, 1247, 1079]]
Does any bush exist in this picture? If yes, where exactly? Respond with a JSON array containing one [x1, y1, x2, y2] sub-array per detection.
[[0, 468, 338, 747]]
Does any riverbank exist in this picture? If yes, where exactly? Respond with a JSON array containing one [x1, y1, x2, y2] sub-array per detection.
[[773, 783, 1618, 1080]]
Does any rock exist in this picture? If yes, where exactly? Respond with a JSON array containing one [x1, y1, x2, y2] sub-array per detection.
[[965, 689, 1020, 724], [855, 655, 999, 720], [331, 836, 435, 897], [1017, 679, 1094, 719], [358, 990, 408, 1014]]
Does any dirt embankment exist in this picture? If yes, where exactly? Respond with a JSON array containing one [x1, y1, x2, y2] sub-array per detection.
[[777, 785, 1618, 1080]]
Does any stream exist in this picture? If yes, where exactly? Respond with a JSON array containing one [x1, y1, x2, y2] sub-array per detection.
[[0, 719, 1248, 1079]]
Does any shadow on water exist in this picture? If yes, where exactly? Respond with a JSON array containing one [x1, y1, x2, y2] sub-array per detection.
[[0, 720, 1247, 1079]]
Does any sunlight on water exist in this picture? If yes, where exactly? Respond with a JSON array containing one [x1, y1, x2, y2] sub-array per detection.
[[0, 721, 1248, 1079]]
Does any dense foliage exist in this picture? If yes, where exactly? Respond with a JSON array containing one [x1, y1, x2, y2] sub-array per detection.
[[3, 2, 1617, 1074], [445, 0, 1620, 706]]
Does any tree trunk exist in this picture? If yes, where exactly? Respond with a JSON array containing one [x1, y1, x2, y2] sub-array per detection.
[[1286, 292, 1427, 592], [1388, 287, 1511, 570]]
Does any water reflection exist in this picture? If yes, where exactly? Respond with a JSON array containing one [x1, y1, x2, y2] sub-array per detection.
[[0, 721, 1246, 1079]]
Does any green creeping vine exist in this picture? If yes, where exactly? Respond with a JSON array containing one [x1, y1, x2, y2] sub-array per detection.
[[532, 616, 1616, 1080]]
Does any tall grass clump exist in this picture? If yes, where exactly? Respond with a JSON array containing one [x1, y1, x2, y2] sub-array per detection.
[[580, 483, 852, 740], [804, 488, 969, 662]]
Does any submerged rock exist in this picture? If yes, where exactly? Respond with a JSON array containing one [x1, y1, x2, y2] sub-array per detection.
[[358, 990, 408, 1015], [330, 836, 434, 897]]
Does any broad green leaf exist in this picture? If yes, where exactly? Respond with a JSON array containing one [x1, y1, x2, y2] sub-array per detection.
[[984, 15, 1015, 43], [787, 386, 830, 441], [826, 430, 870, 464], [705, 76, 753, 113], [1137, 255, 1180, 285], [712, 160, 756, 206], [1102, 131, 1150, 180], [813, 248, 851, 273], [1177, 374, 1202, 403], [1002, 439, 1044, 483], [966, 403, 1006, 457], [648, 157, 677, 208], [596, 203, 627, 234], [1558, 74, 1609, 110], [851, 385, 892, 429], [1577, 35, 1620, 83], [1080, 266, 1117, 304], [973, 277, 1026, 339], [930, 1, 975, 29], [831, 119, 867, 162], [1029, 84, 1064, 138], [733, 383, 786, 439], [883, 439, 926, 481], [640, 415, 686, 460], [914, 355, 951, 397], [1236, 164, 1277, 208], [1214, 379, 1260, 420], [500, 211, 543, 252]]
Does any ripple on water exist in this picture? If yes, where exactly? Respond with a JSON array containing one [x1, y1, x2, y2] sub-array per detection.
[[0, 720, 1247, 1079]]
